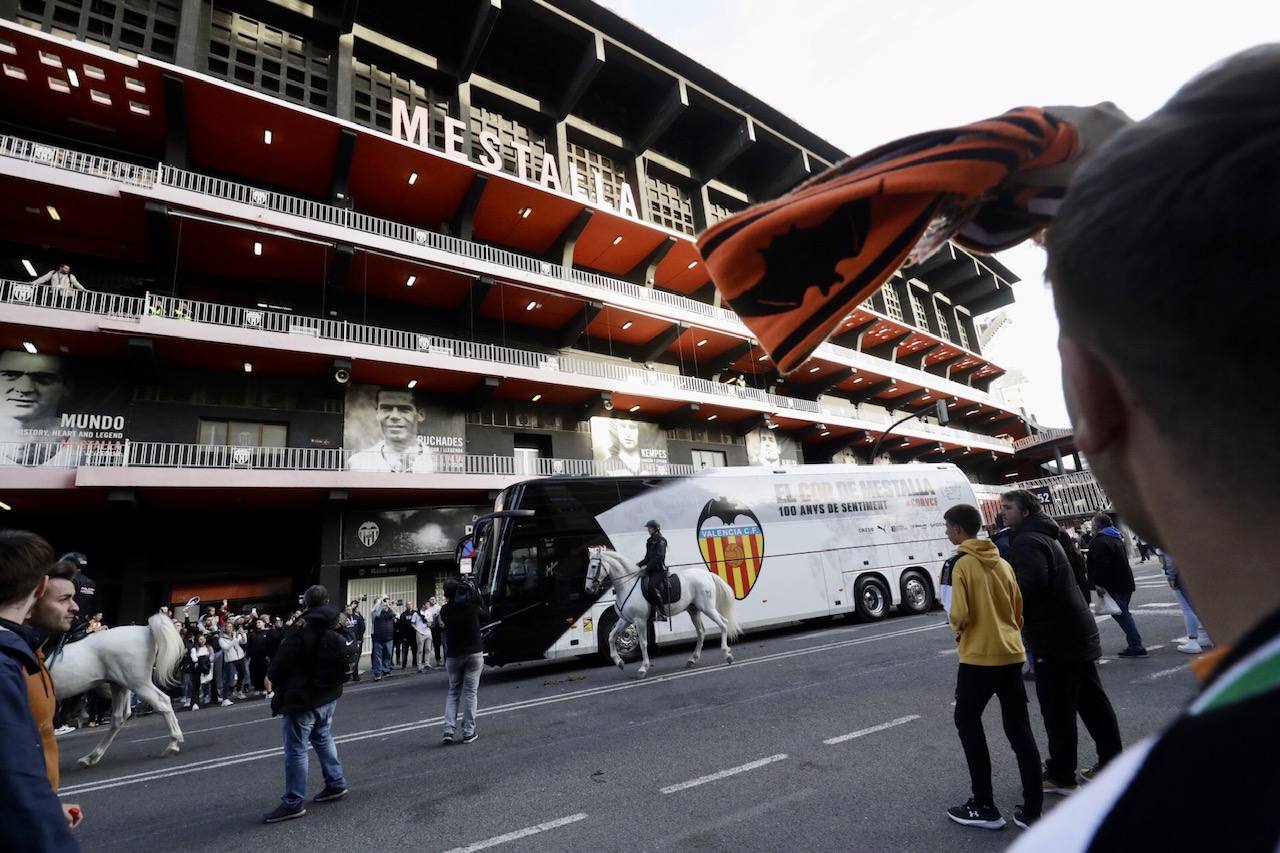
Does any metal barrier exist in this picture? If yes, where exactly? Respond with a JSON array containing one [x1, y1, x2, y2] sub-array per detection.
[[0, 134, 1007, 412], [0, 280, 1013, 452], [0, 134, 157, 188], [1012, 427, 1074, 452]]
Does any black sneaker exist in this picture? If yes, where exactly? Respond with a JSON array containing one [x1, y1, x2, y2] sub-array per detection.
[[313, 785, 348, 803], [1118, 647, 1149, 658], [263, 803, 307, 824], [461, 732, 478, 744], [1043, 769, 1078, 796], [441, 734, 454, 745], [946, 798, 1006, 830], [1013, 805, 1039, 829]]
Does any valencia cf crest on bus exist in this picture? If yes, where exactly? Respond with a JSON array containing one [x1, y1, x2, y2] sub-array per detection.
[[696, 496, 765, 600]]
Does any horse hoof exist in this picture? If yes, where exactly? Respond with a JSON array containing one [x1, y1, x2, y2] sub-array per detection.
[[77, 756, 95, 768], [685, 659, 696, 669], [616, 661, 625, 671], [637, 669, 648, 679], [725, 655, 734, 665], [163, 744, 180, 756]]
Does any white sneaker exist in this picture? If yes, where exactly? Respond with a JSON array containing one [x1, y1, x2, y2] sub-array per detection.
[[1197, 636, 1214, 650], [54, 725, 75, 736], [266, 691, 274, 699], [1177, 639, 1202, 654], [220, 699, 234, 707], [191, 703, 199, 711]]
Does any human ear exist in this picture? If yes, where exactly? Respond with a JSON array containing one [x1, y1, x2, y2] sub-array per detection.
[[1059, 336, 1127, 456]]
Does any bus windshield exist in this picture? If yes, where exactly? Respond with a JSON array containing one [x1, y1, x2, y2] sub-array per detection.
[[473, 517, 503, 598]]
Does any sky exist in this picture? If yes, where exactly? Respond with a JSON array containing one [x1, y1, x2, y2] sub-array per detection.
[[597, 0, 1275, 425]]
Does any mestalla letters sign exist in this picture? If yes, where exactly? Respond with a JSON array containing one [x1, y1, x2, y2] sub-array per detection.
[[392, 97, 642, 222]]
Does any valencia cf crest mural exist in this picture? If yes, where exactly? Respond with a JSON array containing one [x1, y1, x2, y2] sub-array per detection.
[[696, 496, 765, 600]]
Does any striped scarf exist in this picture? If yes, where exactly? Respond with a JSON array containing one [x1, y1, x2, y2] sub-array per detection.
[[696, 107, 1080, 374]]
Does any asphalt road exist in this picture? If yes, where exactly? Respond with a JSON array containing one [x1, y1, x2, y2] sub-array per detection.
[[57, 563, 1196, 852]]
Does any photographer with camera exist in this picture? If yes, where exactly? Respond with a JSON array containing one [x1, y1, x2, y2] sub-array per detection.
[[368, 596, 396, 682], [440, 578, 489, 745], [342, 601, 365, 683]]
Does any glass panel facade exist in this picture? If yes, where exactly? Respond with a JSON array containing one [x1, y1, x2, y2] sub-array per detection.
[[566, 141, 628, 209], [644, 168, 695, 235], [880, 283, 905, 323], [207, 7, 331, 110], [16, 0, 180, 61]]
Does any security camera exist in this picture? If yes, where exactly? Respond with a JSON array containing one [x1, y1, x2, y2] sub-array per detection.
[[332, 358, 353, 385]]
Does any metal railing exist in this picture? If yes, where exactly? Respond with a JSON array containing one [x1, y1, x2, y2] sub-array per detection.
[[0, 133, 1008, 409], [0, 134, 157, 188], [0, 280, 1012, 451], [0, 439, 700, 477], [1016, 470, 1110, 518], [1012, 427, 1074, 451]]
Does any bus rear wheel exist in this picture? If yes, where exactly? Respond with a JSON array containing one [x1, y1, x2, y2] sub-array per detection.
[[899, 570, 934, 615], [855, 576, 890, 622], [598, 612, 643, 664]]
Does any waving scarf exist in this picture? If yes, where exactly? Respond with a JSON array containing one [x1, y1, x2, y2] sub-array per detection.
[[696, 106, 1098, 374]]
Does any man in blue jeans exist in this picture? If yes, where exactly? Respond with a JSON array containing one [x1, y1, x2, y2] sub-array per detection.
[[440, 579, 489, 745], [1087, 514, 1146, 657], [264, 585, 350, 823], [368, 596, 396, 681]]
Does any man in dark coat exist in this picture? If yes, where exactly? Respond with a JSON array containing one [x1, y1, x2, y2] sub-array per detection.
[[263, 585, 349, 824], [636, 520, 669, 620], [1002, 490, 1123, 796], [1087, 514, 1145, 656]]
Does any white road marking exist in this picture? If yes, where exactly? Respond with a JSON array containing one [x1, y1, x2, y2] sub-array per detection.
[[1142, 665, 1189, 681], [823, 714, 920, 745], [1147, 644, 1166, 651], [59, 621, 946, 796], [442, 813, 588, 853], [660, 753, 788, 794], [1139, 603, 1178, 608], [129, 715, 271, 743]]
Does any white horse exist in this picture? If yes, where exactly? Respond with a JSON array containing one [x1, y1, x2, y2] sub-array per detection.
[[586, 547, 740, 678], [47, 612, 186, 766]]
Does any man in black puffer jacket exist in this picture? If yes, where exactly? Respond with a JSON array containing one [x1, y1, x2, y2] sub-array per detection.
[[1001, 490, 1123, 797], [263, 585, 350, 824], [1087, 514, 1146, 657]]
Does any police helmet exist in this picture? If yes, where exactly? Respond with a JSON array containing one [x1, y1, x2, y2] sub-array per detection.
[[59, 552, 89, 571], [645, 520, 660, 531]]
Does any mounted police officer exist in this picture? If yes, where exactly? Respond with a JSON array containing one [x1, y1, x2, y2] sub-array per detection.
[[637, 520, 669, 620]]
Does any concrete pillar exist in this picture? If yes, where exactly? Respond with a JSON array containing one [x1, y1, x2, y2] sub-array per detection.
[[318, 504, 343, 600], [1053, 446, 1066, 476], [175, 0, 207, 71], [333, 32, 354, 121]]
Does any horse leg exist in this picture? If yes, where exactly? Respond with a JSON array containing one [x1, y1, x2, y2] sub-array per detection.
[[134, 682, 183, 757], [608, 618, 625, 671], [636, 617, 651, 679], [687, 609, 705, 668], [78, 685, 130, 767], [699, 603, 735, 665]]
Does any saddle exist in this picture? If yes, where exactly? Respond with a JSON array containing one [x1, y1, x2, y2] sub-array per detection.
[[641, 572, 681, 609]]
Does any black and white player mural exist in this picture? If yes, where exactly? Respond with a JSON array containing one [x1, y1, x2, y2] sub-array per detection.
[[343, 384, 466, 473], [0, 348, 129, 466], [744, 428, 800, 467], [589, 416, 669, 475]]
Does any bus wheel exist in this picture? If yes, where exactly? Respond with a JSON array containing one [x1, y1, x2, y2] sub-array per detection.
[[599, 612, 643, 664], [899, 571, 934, 615], [855, 576, 890, 622]]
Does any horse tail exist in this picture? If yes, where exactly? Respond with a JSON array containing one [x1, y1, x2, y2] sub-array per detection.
[[710, 573, 741, 641], [148, 612, 183, 688]]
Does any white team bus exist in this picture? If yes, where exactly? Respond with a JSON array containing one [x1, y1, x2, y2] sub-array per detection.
[[466, 464, 977, 665]]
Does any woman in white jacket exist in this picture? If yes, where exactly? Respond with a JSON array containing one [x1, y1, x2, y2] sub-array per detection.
[[183, 635, 213, 709], [219, 622, 249, 704]]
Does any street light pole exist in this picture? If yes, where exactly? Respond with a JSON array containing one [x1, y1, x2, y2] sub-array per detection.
[[867, 399, 950, 464]]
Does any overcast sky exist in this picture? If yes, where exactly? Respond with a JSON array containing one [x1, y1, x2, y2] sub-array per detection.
[[598, 0, 1274, 424]]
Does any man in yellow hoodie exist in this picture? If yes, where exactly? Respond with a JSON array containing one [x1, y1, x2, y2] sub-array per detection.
[[943, 504, 1043, 832]]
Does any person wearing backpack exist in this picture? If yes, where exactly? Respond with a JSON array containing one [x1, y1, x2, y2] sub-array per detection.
[[263, 585, 350, 824]]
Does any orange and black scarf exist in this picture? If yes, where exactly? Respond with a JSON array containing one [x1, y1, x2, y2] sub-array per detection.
[[696, 107, 1079, 374]]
